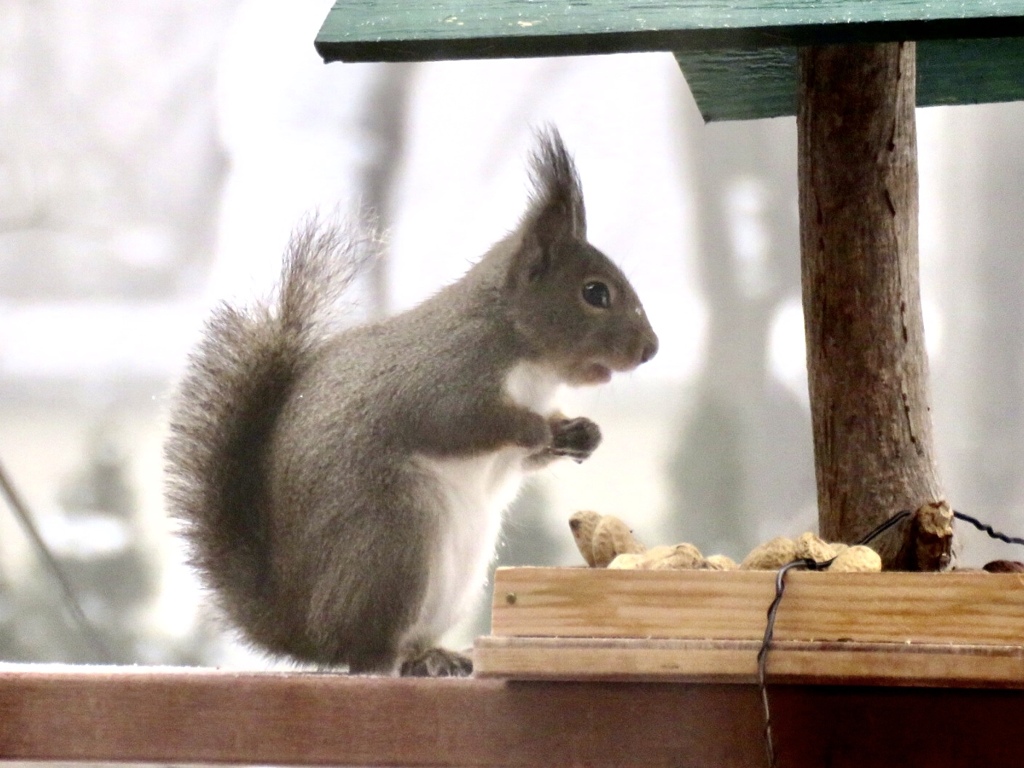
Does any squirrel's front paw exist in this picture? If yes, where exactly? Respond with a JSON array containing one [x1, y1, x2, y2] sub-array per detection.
[[400, 647, 473, 677], [549, 417, 602, 463]]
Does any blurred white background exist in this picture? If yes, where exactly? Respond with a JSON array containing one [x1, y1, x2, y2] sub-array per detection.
[[1, 0, 1022, 665]]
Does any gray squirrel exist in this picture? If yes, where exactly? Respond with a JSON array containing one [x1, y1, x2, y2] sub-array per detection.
[[165, 129, 658, 676]]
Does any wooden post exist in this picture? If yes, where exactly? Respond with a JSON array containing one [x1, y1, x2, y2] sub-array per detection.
[[798, 42, 945, 567]]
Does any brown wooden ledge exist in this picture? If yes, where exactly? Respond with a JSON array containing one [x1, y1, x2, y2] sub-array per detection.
[[2, 665, 1024, 767]]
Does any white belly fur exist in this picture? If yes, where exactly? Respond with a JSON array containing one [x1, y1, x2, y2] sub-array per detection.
[[402, 361, 563, 650]]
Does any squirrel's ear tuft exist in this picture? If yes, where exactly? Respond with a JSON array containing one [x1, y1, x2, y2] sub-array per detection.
[[509, 128, 587, 286], [524, 126, 587, 244]]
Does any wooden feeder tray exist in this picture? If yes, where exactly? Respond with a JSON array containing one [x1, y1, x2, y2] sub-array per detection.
[[474, 567, 1024, 687]]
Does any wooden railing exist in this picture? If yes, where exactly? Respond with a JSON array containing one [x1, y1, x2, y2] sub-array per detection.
[[2, 665, 1023, 767]]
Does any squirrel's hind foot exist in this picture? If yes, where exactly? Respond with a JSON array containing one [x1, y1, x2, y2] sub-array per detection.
[[399, 647, 473, 677]]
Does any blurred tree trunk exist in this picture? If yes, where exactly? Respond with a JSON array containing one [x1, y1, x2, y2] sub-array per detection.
[[799, 42, 944, 567], [357, 64, 415, 319], [668, 108, 814, 557]]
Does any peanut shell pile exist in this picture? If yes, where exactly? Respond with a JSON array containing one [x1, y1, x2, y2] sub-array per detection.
[[569, 511, 881, 573]]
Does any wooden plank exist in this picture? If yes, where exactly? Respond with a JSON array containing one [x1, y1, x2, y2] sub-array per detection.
[[0, 665, 762, 766], [768, 685, 1024, 767], [475, 636, 1024, 686], [3, 666, 1024, 767], [490, 568, 1024, 645], [677, 37, 1024, 121], [676, 46, 797, 122], [316, 1, 1024, 64]]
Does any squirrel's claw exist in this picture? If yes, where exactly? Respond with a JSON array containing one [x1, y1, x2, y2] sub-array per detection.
[[400, 647, 473, 677]]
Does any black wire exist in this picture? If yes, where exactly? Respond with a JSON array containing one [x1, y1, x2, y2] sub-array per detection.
[[0, 456, 113, 663], [854, 508, 913, 547], [757, 507, 919, 767], [953, 510, 1024, 547], [756, 558, 816, 768]]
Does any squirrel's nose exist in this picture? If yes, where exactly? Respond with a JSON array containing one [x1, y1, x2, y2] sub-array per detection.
[[640, 337, 658, 364]]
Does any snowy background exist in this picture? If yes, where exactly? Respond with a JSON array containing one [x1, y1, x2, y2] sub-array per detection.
[[1, 0, 1023, 665]]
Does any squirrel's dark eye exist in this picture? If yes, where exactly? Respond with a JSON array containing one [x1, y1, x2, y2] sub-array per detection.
[[582, 281, 611, 309]]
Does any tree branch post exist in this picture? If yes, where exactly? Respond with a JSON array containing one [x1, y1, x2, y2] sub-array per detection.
[[798, 42, 946, 568]]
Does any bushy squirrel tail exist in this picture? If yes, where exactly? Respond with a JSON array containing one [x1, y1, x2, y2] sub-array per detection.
[[165, 219, 374, 632]]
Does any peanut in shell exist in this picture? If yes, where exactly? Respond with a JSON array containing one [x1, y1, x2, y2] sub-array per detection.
[[591, 515, 645, 567], [644, 542, 703, 570], [701, 554, 738, 571], [827, 545, 882, 573], [740, 536, 798, 570], [608, 553, 646, 569], [569, 510, 602, 567], [794, 531, 834, 564]]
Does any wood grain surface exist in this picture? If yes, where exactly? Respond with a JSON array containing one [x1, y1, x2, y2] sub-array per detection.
[[678, 38, 1024, 121], [475, 636, 1024, 686], [0, 666, 762, 765], [3, 665, 1024, 766], [490, 568, 1024, 645]]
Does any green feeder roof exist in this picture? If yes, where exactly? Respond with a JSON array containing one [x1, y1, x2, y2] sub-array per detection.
[[316, 1, 1024, 120]]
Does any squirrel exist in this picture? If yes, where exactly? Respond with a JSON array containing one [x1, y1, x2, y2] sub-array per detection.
[[164, 129, 658, 676]]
